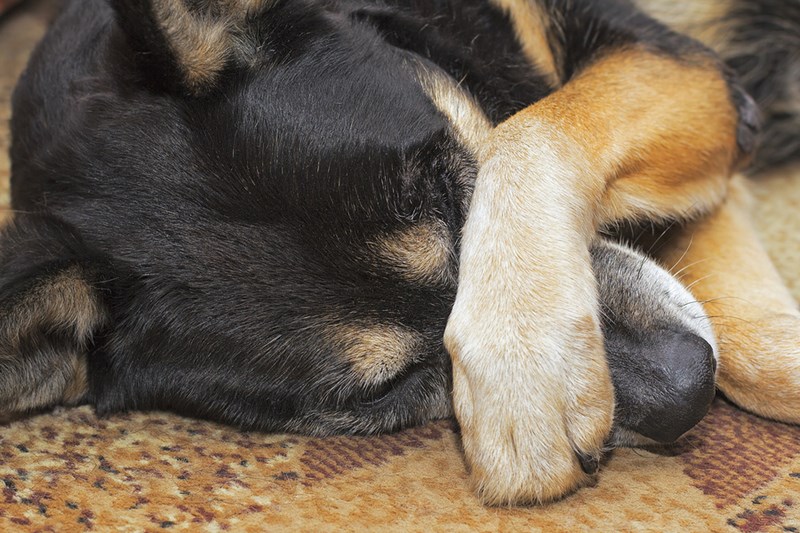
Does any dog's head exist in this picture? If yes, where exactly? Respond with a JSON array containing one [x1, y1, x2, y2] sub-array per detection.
[[4, 0, 717, 444], [7, 0, 478, 431]]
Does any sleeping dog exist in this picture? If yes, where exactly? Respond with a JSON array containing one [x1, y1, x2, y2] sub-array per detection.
[[4, 0, 800, 505]]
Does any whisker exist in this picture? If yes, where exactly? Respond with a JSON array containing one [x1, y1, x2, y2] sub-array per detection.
[[646, 220, 678, 257], [685, 274, 715, 291], [666, 232, 695, 275], [672, 258, 711, 281], [680, 296, 741, 308], [636, 249, 649, 280], [705, 315, 760, 328], [629, 220, 646, 249]]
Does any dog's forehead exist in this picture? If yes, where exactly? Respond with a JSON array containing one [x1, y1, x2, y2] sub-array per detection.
[[216, 31, 451, 158], [107, 0, 487, 179], [147, 35, 477, 223]]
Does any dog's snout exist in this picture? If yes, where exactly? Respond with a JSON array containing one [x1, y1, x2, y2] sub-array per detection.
[[636, 332, 716, 443]]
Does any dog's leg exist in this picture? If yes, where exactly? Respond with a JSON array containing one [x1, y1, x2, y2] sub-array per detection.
[[0, 215, 109, 423], [444, 8, 754, 503], [656, 175, 800, 423]]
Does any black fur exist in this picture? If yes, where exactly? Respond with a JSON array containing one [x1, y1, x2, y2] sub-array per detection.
[[724, 0, 800, 172]]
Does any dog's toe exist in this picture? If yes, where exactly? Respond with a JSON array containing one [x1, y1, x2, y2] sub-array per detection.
[[576, 450, 600, 475], [446, 312, 614, 506]]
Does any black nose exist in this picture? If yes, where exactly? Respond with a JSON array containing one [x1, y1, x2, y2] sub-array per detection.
[[634, 332, 717, 443]]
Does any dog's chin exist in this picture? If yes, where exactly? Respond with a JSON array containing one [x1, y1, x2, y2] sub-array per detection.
[[593, 239, 718, 447]]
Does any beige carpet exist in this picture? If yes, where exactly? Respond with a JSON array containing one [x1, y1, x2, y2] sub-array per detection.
[[1, 1, 799, 531]]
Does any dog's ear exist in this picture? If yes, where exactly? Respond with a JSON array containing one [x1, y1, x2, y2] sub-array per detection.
[[108, 0, 276, 95], [0, 215, 110, 422]]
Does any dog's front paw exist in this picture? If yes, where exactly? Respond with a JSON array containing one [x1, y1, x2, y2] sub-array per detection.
[[444, 294, 614, 505]]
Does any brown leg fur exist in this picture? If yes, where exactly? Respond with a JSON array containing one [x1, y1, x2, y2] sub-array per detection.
[[656, 175, 800, 424]]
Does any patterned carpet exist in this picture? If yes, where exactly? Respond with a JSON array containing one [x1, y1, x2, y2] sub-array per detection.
[[1, 1, 799, 531]]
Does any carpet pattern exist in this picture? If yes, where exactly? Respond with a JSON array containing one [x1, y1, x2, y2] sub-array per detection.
[[1, 1, 799, 531]]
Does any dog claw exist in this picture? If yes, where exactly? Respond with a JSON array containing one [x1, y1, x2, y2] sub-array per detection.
[[577, 451, 600, 475]]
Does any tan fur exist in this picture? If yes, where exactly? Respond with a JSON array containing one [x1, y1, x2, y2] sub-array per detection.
[[62, 355, 90, 405], [518, 49, 739, 225], [332, 324, 423, 387], [0, 266, 105, 348], [152, 0, 232, 93], [2, 352, 88, 417], [490, 0, 560, 86], [151, 0, 277, 92], [373, 220, 455, 285], [417, 68, 493, 164], [445, 46, 742, 505], [636, 0, 733, 49], [656, 175, 800, 424], [0, 266, 102, 422], [445, 119, 613, 505], [416, 65, 492, 215]]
